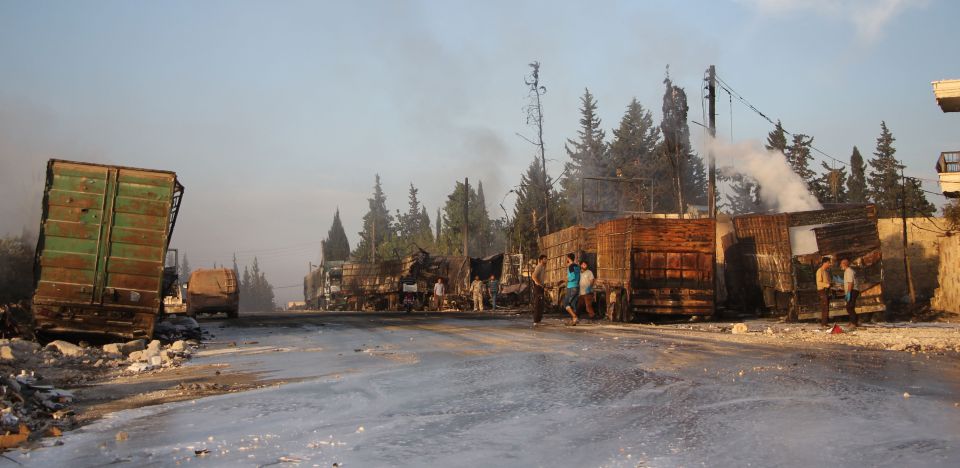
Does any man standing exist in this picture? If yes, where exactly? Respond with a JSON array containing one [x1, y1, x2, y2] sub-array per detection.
[[840, 258, 861, 327], [563, 253, 581, 326], [488, 274, 499, 310], [579, 261, 596, 320], [433, 277, 445, 311], [816, 256, 833, 327], [531, 255, 547, 325], [470, 276, 485, 311]]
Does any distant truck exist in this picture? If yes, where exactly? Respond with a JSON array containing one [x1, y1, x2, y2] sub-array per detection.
[[32, 159, 184, 339], [186, 268, 239, 318]]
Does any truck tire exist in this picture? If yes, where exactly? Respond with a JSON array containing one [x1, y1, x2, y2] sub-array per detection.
[[227, 309, 239, 319]]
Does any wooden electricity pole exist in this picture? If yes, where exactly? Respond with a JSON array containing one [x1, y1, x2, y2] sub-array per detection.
[[707, 65, 717, 219], [463, 177, 469, 258], [707, 65, 718, 319]]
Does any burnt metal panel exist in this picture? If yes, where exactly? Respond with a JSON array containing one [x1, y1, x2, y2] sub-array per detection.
[[32, 159, 182, 339]]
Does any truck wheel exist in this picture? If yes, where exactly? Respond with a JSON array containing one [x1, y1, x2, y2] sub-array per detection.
[[227, 310, 239, 319]]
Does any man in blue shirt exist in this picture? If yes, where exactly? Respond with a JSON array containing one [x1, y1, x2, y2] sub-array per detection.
[[563, 253, 581, 325], [487, 274, 499, 310]]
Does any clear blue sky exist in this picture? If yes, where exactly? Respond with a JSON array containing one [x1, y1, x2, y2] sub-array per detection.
[[2, 0, 958, 303]]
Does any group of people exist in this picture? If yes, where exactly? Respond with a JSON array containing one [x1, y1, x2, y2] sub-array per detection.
[[469, 275, 501, 311], [529, 253, 595, 326], [429, 275, 502, 312], [815, 256, 861, 327]]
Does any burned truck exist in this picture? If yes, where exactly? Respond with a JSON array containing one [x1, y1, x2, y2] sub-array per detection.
[[186, 268, 240, 318], [31, 159, 183, 339], [733, 204, 885, 321], [539, 216, 716, 321]]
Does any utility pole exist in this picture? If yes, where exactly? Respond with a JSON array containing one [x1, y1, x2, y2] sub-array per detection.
[[900, 167, 916, 304], [707, 65, 717, 219], [706, 65, 718, 319], [463, 177, 469, 257]]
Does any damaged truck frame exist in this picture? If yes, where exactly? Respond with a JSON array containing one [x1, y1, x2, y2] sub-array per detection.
[[733, 204, 885, 321], [31, 159, 184, 340]]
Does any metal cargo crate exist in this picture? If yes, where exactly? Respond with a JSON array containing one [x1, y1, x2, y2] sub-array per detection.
[[31, 159, 183, 339], [596, 217, 715, 319]]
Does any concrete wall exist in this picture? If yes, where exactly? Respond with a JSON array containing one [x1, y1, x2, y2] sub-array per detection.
[[932, 234, 960, 314], [877, 218, 947, 301]]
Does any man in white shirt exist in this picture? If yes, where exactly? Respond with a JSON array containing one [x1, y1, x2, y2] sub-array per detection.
[[840, 258, 861, 327], [579, 261, 596, 319], [433, 278, 445, 311]]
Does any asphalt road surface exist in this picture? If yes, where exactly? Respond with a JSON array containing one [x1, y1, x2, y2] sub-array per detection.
[[21, 311, 960, 467]]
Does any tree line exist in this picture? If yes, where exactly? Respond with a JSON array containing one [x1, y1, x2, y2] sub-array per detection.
[[320, 63, 941, 263]]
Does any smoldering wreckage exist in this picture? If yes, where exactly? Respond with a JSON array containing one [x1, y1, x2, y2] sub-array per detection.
[[1, 158, 958, 453]]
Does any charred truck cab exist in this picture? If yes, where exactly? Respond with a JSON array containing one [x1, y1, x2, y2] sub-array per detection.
[[31, 160, 184, 340]]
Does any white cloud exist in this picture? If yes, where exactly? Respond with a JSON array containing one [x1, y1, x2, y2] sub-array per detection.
[[737, 0, 927, 42]]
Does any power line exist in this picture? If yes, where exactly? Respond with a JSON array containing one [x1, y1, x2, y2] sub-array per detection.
[[714, 73, 948, 197]]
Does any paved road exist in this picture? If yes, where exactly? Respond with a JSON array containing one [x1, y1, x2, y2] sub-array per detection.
[[22, 311, 960, 467]]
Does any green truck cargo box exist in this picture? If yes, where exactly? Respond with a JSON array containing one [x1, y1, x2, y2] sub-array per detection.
[[31, 159, 184, 339]]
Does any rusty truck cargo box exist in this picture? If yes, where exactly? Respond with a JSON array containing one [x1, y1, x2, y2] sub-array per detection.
[[733, 204, 884, 321], [187, 268, 239, 317], [595, 217, 715, 318], [31, 159, 183, 339]]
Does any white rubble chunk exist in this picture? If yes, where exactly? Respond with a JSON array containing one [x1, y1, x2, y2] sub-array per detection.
[[45, 340, 86, 357]]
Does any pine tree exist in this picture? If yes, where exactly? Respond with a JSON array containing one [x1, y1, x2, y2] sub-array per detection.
[[867, 121, 905, 216], [609, 98, 661, 213], [435, 208, 442, 242], [510, 157, 568, 257], [785, 133, 816, 191], [765, 121, 788, 154], [659, 74, 707, 213], [352, 174, 394, 262], [321, 208, 351, 261], [847, 146, 868, 203], [561, 88, 608, 223], [231, 253, 240, 283]]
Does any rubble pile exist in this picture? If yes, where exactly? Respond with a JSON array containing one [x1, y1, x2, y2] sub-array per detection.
[[0, 333, 202, 450]]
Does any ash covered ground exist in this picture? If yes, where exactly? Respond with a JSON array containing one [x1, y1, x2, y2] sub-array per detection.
[[9, 311, 960, 467]]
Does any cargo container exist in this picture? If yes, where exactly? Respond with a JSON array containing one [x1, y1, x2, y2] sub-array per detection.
[[32, 159, 183, 339], [594, 217, 716, 320], [733, 205, 885, 321], [186, 268, 239, 318]]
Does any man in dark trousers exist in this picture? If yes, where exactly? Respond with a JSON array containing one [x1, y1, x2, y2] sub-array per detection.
[[531, 255, 547, 325], [840, 258, 861, 327], [816, 256, 833, 327]]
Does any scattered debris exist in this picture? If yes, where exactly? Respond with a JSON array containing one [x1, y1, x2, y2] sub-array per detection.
[[731, 323, 749, 334], [903, 392, 911, 399], [115, 431, 129, 442]]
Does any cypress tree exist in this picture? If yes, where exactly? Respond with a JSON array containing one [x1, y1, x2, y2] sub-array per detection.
[[659, 74, 707, 213], [511, 157, 568, 256], [847, 146, 868, 203], [322, 209, 351, 261]]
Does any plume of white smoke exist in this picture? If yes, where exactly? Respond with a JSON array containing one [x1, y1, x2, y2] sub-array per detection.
[[736, 0, 926, 43], [710, 137, 824, 254], [709, 137, 822, 213]]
